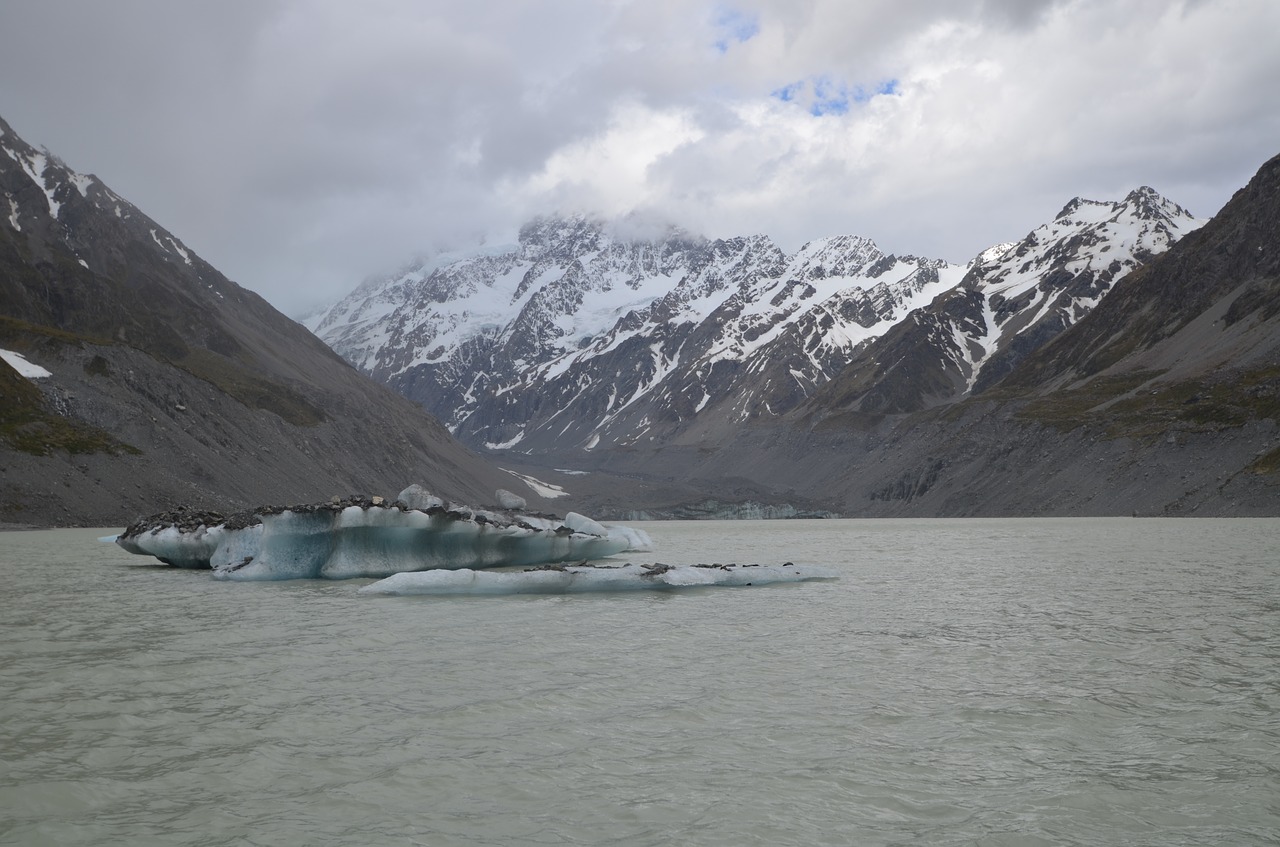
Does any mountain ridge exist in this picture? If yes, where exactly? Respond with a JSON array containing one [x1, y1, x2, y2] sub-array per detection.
[[308, 184, 1202, 463], [305, 157, 1280, 518], [655, 154, 1280, 518]]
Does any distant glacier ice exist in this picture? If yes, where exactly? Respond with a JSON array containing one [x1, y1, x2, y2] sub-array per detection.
[[359, 562, 835, 596], [115, 487, 653, 581]]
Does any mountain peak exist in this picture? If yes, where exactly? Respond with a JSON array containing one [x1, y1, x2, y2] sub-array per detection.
[[1053, 196, 1088, 221], [518, 213, 604, 250], [1051, 186, 1193, 229], [1119, 185, 1194, 223]]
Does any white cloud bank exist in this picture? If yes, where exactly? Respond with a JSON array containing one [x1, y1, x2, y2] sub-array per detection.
[[0, 0, 1276, 313]]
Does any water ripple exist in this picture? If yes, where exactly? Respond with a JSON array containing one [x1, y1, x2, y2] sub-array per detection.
[[2, 520, 1278, 846]]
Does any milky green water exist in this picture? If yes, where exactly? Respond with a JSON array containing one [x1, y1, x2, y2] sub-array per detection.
[[1, 519, 1277, 846]]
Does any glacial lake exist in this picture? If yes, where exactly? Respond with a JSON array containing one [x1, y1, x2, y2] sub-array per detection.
[[2, 518, 1278, 846]]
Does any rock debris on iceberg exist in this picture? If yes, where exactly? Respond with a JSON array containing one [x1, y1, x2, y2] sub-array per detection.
[[359, 561, 834, 596], [115, 485, 653, 581]]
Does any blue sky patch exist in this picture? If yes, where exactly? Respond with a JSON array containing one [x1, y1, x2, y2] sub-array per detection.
[[810, 77, 850, 116], [771, 81, 804, 103], [771, 76, 901, 116], [713, 6, 760, 53], [846, 78, 899, 106]]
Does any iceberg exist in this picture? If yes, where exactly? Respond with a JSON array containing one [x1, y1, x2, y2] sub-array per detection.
[[115, 488, 653, 581], [359, 561, 832, 596], [359, 562, 835, 596]]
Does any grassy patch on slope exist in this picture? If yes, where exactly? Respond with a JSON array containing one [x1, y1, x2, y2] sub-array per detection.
[[1017, 367, 1280, 471], [0, 362, 139, 456]]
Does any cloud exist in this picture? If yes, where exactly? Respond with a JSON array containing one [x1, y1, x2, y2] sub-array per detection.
[[0, 0, 1276, 314], [511, 102, 706, 216]]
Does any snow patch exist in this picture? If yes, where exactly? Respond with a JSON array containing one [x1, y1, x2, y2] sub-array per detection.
[[485, 430, 526, 450], [5, 148, 61, 219], [0, 348, 52, 379], [501, 468, 570, 499], [69, 173, 94, 197], [167, 237, 192, 265]]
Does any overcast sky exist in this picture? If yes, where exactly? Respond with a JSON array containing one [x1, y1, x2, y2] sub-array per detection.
[[2, 0, 1277, 315]]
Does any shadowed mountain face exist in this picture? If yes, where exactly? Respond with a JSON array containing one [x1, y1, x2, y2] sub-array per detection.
[[0, 115, 523, 526], [702, 152, 1280, 518], [1003, 155, 1280, 392], [980, 150, 1280, 478]]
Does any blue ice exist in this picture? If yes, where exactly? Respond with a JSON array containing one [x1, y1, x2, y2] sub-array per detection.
[[115, 488, 653, 581]]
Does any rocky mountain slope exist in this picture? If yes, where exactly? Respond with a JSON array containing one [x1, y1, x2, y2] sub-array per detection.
[[634, 153, 1280, 518], [0, 115, 527, 526]]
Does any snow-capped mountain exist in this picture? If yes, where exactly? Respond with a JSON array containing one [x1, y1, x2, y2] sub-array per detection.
[[307, 216, 968, 453], [308, 187, 1201, 458], [807, 187, 1204, 416]]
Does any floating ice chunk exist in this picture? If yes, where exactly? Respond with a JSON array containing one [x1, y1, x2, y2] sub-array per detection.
[[495, 488, 527, 509], [359, 562, 835, 596], [116, 494, 652, 581], [116, 523, 229, 569], [606, 524, 653, 552], [563, 511, 608, 537], [396, 484, 443, 511]]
